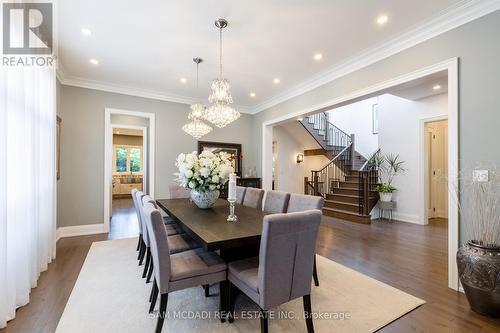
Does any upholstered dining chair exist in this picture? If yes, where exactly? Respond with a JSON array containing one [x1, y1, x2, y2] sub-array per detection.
[[138, 195, 185, 282], [242, 188, 265, 210], [132, 189, 145, 257], [287, 193, 325, 287], [143, 202, 227, 333], [236, 186, 246, 204], [227, 210, 322, 333], [263, 190, 291, 213]]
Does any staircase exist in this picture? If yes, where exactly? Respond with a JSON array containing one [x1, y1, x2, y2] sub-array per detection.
[[301, 113, 379, 223]]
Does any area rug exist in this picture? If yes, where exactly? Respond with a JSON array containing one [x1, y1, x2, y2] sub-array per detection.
[[55, 238, 425, 333]]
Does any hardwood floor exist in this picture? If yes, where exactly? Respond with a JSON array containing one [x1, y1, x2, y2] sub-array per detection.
[[2, 210, 500, 332], [109, 198, 140, 240]]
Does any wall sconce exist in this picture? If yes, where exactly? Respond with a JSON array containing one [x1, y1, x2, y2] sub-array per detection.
[[296, 154, 304, 163]]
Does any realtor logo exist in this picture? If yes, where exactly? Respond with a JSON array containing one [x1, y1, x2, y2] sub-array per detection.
[[2, 2, 53, 54]]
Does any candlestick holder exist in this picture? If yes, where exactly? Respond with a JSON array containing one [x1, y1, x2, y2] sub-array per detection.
[[227, 199, 237, 222]]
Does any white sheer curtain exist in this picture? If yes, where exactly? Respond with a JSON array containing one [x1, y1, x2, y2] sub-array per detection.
[[0, 61, 57, 328]]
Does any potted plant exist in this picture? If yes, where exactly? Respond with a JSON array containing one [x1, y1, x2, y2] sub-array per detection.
[[453, 167, 500, 317], [174, 150, 234, 209], [372, 152, 405, 202]]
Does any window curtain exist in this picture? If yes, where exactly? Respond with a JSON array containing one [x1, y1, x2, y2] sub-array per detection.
[[0, 62, 57, 327]]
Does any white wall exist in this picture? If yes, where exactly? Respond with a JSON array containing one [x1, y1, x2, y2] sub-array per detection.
[[272, 126, 329, 194], [326, 97, 379, 158], [377, 93, 448, 224]]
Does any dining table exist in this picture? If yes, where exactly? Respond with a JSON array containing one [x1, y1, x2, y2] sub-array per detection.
[[155, 197, 269, 319]]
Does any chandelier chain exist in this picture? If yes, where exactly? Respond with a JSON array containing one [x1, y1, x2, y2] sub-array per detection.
[[219, 26, 223, 78]]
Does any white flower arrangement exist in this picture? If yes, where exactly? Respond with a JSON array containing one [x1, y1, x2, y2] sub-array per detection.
[[174, 150, 235, 192]]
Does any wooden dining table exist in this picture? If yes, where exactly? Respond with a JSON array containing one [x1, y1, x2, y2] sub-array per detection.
[[156, 198, 268, 319], [156, 198, 268, 261]]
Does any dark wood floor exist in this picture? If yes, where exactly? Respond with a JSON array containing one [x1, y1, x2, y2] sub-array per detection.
[[2, 203, 500, 332]]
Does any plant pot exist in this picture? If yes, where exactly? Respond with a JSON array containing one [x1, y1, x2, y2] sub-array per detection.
[[379, 192, 393, 202], [457, 241, 500, 318], [190, 189, 220, 209]]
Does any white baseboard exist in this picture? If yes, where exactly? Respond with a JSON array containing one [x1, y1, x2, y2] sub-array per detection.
[[56, 223, 107, 242]]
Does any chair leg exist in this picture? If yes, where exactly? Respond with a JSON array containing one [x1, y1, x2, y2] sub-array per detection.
[[149, 278, 157, 303], [138, 242, 146, 264], [136, 236, 141, 251], [146, 259, 154, 283], [204, 284, 210, 297], [303, 294, 314, 333], [155, 293, 168, 333], [219, 281, 228, 323], [142, 248, 151, 278], [149, 280, 159, 313], [313, 255, 319, 287], [228, 282, 238, 323], [259, 309, 269, 333]]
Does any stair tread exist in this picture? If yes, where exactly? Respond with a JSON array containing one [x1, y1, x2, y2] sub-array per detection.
[[330, 193, 377, 199], [325, 200, 358, 207], [323, 206, 369, 217]]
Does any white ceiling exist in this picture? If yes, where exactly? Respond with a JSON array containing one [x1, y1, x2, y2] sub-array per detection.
[[59, 0, 473, 112], [388, 70, 448, 100]]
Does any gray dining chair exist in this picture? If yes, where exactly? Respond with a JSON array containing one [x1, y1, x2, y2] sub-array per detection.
[[263, 190, 291, 213], [236, 186, 246, 204], [143, 202, 227, 333], [227, 210, 322, 333], [242, 187, 265, 210], [132, 189, 146, 262], [139, 195, 186, 283], [287, 193, 325, 287]]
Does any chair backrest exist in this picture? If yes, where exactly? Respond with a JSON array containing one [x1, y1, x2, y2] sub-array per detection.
[[131, 189, 142, 234], [139, 194, 155, 247], [143, 202, 171, 294], [169, 185, 191, 199], [287, 193, 325, 213], [257, 210, 322, 309], [263, 191, 291, 214], [242, 188, 265, 210], [236, 186, 246, 205]]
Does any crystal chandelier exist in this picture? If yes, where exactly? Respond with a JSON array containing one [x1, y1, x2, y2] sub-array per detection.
[[182, 58, 212, 139], [204, 19, 240, 128]]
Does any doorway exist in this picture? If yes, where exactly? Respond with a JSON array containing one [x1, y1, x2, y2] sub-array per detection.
[[425, 119, 448, 225], [104, 108, 156, 235]]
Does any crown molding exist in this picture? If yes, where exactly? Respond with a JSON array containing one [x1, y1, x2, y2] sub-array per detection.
[[56, 69, 252, 114], [248, 0, 500, 114]]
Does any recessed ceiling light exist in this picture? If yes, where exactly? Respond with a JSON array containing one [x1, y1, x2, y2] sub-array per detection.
[[116, 131, 120, 134], [250, 92, 256, 97], [313, 53, 323, 61], [433, 84, 441, 91], [180, 77, 187, 84], [81, 28, 92, 36], [89, 58, 99, 65], [377, 15, 389, 25], [273, 78, 280, 84]]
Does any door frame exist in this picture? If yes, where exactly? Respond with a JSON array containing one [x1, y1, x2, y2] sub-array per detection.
[[261, 58, 459, 291], [420, 115, 448, 225], [104, 108, 155, 233]]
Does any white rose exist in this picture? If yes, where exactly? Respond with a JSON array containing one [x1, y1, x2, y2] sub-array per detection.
[[199, 167, 210, 178], [177, 153, 186, 164], [212, 175, 220, 184], [188, 181, 195, 189], [184, 170, 194, 178]]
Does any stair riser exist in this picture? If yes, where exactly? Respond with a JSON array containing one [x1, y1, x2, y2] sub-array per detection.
[[325, 201, 359, 213], [331, 188, 359, 196], [322, 209, 371, 224], [345, 175, 378, 182], [330, 195, 359, 204], [339, 183, 359, 189]]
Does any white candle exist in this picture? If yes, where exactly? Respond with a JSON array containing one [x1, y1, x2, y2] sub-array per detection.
[[228, 173, 237, 201]]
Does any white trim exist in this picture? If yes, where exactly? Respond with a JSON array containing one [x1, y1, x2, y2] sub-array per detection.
[[56, 224, 107, 242], [250, 0, 500, 114], [261, 58, 460, 291], [56, 73, 252, 114], [104, 108, 156, 233], [419, 114, 449, 227]]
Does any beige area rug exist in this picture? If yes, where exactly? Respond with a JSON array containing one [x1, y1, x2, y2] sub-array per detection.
[[56, 238, 425, 333]]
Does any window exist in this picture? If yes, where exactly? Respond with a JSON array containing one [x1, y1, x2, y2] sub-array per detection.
[[113, 145, 142, 174]]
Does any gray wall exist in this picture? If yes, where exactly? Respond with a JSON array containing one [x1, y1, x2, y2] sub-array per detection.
[[252, 11, 500, 242], [57, 85, 256, 227]]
